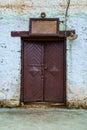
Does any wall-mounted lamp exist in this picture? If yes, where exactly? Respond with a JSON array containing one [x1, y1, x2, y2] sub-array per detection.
[[67, 32, 78, 40]]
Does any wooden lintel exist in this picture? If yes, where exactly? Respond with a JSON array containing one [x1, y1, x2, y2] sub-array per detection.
[[11, 30, 75, 38], [11, 31, 29, 37], [58, 30, 75, 37]]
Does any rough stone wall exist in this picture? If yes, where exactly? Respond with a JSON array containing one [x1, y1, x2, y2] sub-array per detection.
[[0, 0, 87, 108]]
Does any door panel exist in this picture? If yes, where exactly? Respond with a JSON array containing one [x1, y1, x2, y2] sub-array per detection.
[[23, 42, 43, 102], [44, 42, 64, 102], [23, 40, 65, 103]]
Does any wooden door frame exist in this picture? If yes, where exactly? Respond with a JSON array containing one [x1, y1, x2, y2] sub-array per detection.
[[11, 17, 75, 106], [20, 37, 66, 105]]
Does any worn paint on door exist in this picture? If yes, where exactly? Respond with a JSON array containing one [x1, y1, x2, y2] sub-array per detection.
[[21, 40, 65, 103]]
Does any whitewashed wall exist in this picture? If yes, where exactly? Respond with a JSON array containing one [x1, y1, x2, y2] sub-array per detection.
[[0, 0, 87, 108]]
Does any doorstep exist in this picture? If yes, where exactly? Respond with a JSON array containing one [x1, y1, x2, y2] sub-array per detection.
[[20, 102, 66, 108]]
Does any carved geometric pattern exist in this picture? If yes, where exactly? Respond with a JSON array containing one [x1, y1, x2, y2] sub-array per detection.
[[23, 41, 43, 102], [44, 42, 64, 102], [23, 41, 64, 103]]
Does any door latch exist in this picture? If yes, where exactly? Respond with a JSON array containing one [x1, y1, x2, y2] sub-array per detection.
[[44, 66, 48, 70]]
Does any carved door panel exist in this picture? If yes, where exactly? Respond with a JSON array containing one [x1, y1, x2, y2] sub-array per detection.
[[44, 42, 64, 103], [23, 40, 65, 103], [23, 42, 43, 102]]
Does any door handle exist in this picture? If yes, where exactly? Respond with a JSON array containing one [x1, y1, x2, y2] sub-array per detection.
[[44, 67, 48, 70]]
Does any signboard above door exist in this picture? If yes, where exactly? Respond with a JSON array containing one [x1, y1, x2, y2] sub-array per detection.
[[11, 12, 76, 40], [29, 18, 59, 35]]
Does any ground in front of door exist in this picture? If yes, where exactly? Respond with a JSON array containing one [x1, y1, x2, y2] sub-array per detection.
[[0, 108, 87, 130]]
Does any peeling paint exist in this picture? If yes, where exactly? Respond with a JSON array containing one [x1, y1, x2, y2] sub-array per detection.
[[0, 0, 87, 15], [0, 99, 19, 108], [67, 99, 87, 109]]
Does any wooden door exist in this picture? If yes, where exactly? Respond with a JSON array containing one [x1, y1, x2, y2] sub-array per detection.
[[44, 42, 64, 102], [22, 40, 65, 103], [23, 42, 43, 102]]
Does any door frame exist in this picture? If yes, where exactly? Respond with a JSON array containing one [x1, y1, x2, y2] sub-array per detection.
[[20, 37, 66, 105], [11, 17, 75, 106]]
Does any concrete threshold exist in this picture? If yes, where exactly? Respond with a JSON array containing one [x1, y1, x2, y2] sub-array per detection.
[[21, 102, 65, 108]]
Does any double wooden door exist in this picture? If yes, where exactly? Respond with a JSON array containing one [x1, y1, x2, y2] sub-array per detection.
[[22, 40, 65, 103]]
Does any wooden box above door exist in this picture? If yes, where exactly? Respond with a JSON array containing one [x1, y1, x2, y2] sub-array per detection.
[[11, 15, 75, 39], [29, 18, 59, 35]]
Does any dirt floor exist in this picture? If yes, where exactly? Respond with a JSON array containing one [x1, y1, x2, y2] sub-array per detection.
[[0, 108, 87, 130]]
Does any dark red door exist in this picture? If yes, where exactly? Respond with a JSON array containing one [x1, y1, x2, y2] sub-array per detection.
[[23, 42, 43, 102], [22, 40, 65, 103], [44, 42, 64, 102]]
